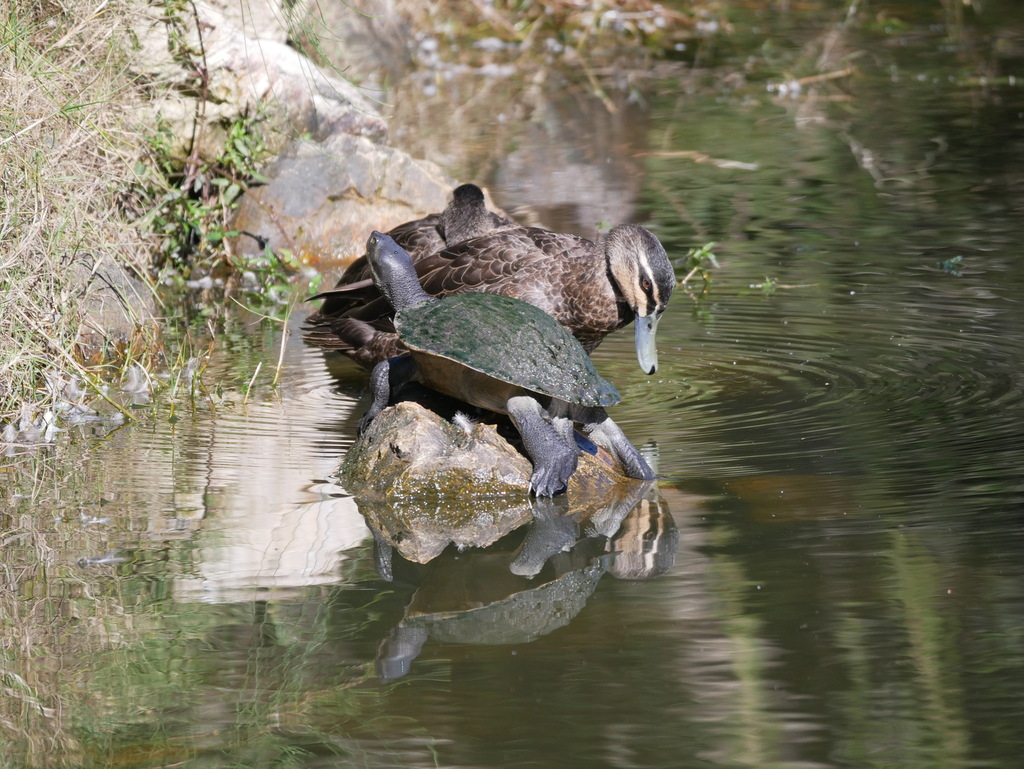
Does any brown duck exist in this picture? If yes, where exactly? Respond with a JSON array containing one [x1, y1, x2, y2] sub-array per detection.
[[304, 200, 674, 374], [311, 183, 514, 304]]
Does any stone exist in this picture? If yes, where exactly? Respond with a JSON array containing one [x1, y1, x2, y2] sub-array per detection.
[[126, 2, 385, 161], [203, 0, 295, 43], [228, 134, 453, 269], [71, 253, 158, 350], [341, 400, 653, 567], [341, 401, 534, 564]]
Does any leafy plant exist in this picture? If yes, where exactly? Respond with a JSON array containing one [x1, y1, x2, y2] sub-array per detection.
[[134, 117, 271, 277], [678, 241, 718, 296], [752, 275, 779, 295]]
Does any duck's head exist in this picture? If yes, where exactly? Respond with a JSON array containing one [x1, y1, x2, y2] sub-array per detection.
[[439, 183, 490, 245], [604, 225, 675, 375]]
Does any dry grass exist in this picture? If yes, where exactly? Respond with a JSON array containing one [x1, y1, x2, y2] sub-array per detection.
[[0, 0, 156, 431]]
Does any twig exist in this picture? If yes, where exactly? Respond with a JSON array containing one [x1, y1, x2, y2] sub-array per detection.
[[637, 149, 759, 171], [272, 319, 288, 388], [679, 265, 701, 286], [242, 361, 262, 406], [792, 66, 856, 86]]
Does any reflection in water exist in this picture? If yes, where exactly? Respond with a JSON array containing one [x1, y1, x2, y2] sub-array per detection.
[[603, 487, 679, 580], [158, 321, 371, 603], [375, 484, 677, 681]]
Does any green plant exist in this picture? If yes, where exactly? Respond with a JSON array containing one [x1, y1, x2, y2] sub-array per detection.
[[940, 255, 963, 277], [678, 241, 718, 296], [134, 117, 270, 276]]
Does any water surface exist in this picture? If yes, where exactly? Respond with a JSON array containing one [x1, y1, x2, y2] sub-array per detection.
[[4, 2, 1024, 767]]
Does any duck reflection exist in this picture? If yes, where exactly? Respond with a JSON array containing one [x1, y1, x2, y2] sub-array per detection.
[[365, 482, 679, 680], [603, 490, 679, 580]]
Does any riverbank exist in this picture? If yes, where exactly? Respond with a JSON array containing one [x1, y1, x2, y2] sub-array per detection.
[[2, 2, 153, 435], [0, 0, 707, 443]]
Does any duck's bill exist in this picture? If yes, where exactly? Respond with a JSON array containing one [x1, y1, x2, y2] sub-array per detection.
[[635, 312, 662, 375]]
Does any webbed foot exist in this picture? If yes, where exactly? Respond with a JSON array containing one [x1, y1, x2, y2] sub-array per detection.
[[528, 444, 578, 497], [507, 395, 579, 497]]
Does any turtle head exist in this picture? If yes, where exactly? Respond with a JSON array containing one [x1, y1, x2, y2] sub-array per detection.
[[365, 231, 432, 311], [604, 225, 675, 375]]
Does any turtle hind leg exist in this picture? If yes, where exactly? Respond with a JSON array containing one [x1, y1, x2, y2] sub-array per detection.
[[568, 404, 656, 481], [506, 395, 578, 497], [358, 355, 416, 435], [331, 317, 403, 369]]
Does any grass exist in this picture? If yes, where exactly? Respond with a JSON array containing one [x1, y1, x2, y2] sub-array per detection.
[[0, 1, 289, 440], [1, 1, 156, 433]]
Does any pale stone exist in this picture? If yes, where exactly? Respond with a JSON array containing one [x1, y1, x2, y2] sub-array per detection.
[[228, 135, 453, 269]]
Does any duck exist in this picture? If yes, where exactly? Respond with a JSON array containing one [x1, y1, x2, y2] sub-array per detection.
[[304, 203, 675, 375], [306, 183, 515, 322]]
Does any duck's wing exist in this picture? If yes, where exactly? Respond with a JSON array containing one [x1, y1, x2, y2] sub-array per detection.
[[415, 227, 592, 297], [390, 213, 445, 259]]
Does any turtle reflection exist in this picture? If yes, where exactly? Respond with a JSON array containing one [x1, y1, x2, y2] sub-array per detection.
[[368, 484, 678, 680]]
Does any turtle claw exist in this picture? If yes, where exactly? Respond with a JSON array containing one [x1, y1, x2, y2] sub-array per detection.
[[529, 449, 577, 497], [357, 401, 385, 436], [508, 395, 580, 497], [530, 473, 567, 498]]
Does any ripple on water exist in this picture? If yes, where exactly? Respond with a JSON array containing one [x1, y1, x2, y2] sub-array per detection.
[[604, 285, 1024, 485]]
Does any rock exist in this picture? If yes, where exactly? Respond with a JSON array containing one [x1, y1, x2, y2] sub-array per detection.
[[229, 133, 454, 269], [71, 253, 158, 351], [343, 401, 533, 497], [341, 401, 534, 564], [341, 400, 653, 567], [203, 0, 294, 43], [127, 2, 385, 161], [125, 1, 460, 272]]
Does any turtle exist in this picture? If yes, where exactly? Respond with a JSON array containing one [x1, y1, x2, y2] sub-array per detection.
[[304, 199, 674, 376], [358, 231, 655, 497]]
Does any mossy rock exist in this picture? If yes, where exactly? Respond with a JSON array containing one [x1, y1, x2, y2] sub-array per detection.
[[341, 401, 649, 564]]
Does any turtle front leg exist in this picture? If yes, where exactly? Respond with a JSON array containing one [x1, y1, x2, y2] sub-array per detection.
[[506, 395, 578, 497], [358, 355, 416, 435], [569, 404, 655, 481]]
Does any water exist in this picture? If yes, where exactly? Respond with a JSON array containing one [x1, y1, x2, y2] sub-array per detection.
[[4, 2, 1024, 767]]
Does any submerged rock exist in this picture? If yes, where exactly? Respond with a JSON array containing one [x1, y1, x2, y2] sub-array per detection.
[[71, 253, 158, 351]]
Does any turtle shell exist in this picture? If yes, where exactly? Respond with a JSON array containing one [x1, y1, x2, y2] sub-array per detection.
[[396, 293, 620, 407]]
